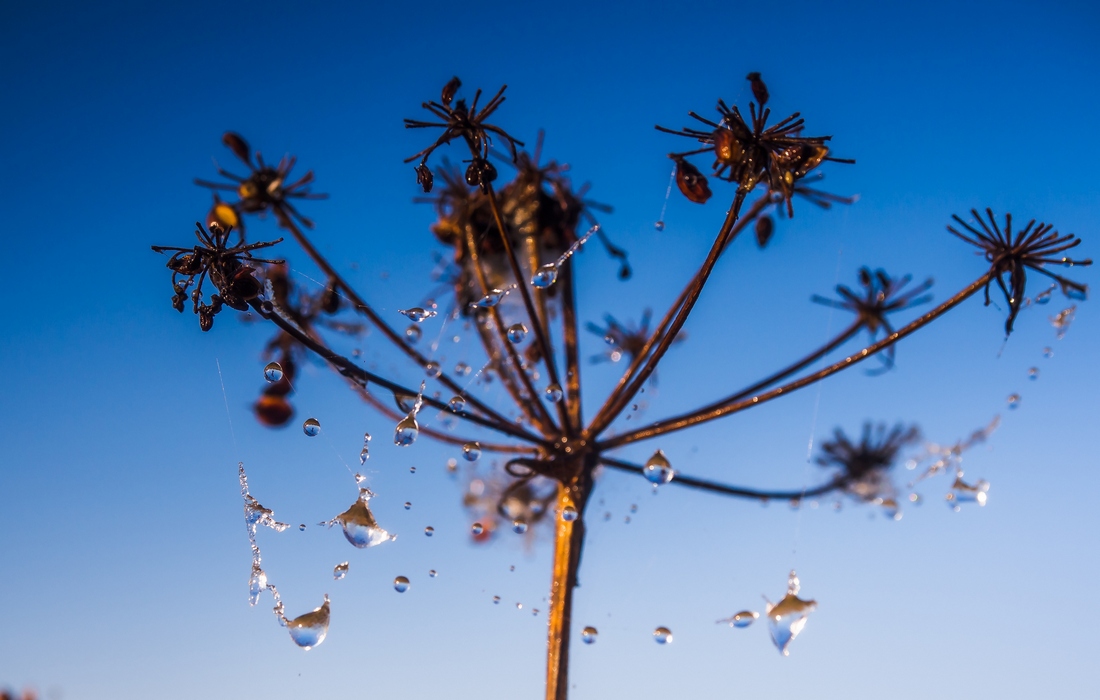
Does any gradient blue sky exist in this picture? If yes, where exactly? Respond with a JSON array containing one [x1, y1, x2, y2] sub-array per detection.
[[2, 1, 1098, 698]]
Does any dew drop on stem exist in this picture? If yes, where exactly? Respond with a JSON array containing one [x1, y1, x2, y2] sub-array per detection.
[[507, 323, 528, 343], [302, 418, 321, 437]]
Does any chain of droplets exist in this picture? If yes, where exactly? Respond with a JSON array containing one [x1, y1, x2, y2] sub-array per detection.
[[530, 225, 601, 288], [239, 462, 290, 624]]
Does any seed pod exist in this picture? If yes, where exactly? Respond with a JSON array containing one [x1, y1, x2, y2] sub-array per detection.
[[441, 76, 462, 106], [222, 132, 252, 164], [754, 215, 774, 249], [415, 163, 434, 193], [746, 72, 769, 107], [674, 157, 711, 204]]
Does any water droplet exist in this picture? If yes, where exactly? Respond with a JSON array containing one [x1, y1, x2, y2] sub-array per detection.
[[393, 576, 410, 593], [429, 569, 437, 578], [455, 362, 471, 376], [405, 324, 422, 343], [1051, 306, 1076, 339], [359, 447, 369, 465], [1035, 287, 1053, 305], [1007, 393, 1021, 409], [532, 608, 539, 616], [531, 264, 559, 289], [333, 561, 349, 580], [1028, 367, 1039, 380], [908, 492, 922, 505], [544, 383, 564, 402], [516, 602, 523, 610], [766, 572, 817, 656], [399, 307, 437, 323], [425, 362, 442, 378], [654, 220, 665, 231], [561, 505, 578, 522], [946, 476, 990, 508], [732, 611, 759, 628], [264, 361, 284, 382], [471, 522, 484, 536], [446, 458, 458, 473], [472, 288, 509, 309], [286, 595, 330, 650], [302, 418, 321, 437], [248, 563, 268, 606], [409, 466, 417, 474], [653, 627, 673, 644], [449, 395, 466, 412], [880, 498, 902, 521], [462, 441, 482, 461], [394, 416, 419, 446], [299, 523, 306, 531], [492, 595, 500, 604], [512, 518, 528, 534], [424, 526, 434, 537], [643, 449, 674, 485], [1043, 346, 1054, 358], [506, 323, 529, 344], [581, 626, 598, 644], [325, 489, 395, 548], [630, 504, 638, 513]]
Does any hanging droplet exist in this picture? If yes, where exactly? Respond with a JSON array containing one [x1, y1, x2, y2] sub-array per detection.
[[325, 489, 395, 548], [393, 576, 410, 593], [653, 627, 673, 644], [424, 526, 434, 537], [424, 362, 441, 379], [718, 611, 759, 629], [507, 323, 528, 343], [298, 523, 306, 531], [333, 561, 349, 580], [405, 324, 422, 343], [581, 626, 598, 644], [400, 502, 409, 511], [492, 595, 501, 604], [286, 595, 330, 650], [399, 307, 438, 323], [531, 264, 559, 289], [643, 449, 674, 485], [448, 395, 466, 412], [248, 563, 267, 606], [429, 569, 438, 578], [512, 518, 528, 534], [462, 442, 482, 461], [302, 418, 321, 437], [263, 361, 284, 382], [765, 571, 817, 656], [516, 603, 523, 610], [471, 522, 484, 536], [1006, 393, 1021, 409], [472, 288, 508, 309], [354, 472, 369, 488], [544, 383, 564, 402], [359, 448, 369, 465], [1035, 286, 1053, 305], [561, 505, 578, 522], [455, 362, 471, 376], [394, 416, 419, 447], [1028, 367, 1039, 380], [409, 466, 416, 474], [654, 221, 665, 231], [1043, 346, 1054, 359]]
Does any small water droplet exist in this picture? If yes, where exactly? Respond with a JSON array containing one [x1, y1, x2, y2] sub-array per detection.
[[286, 595, 331, 650], [1028, 367, 1039, 380], [354, 472, 369, 488], [326, 489, 395, 548], [399, 307, 437, 323], [446, 458, 458, 473], [359, 447, 369, 465], [425, 362, 441, 378], [400, 502, 409, 511], [532, 608, 539, 616], [544, 383, 564, 402], [719, 611, 759, 628], [302, 418, 321, 437], [405, 324, 422, 343], [581, 626, 598, 644], [653, 627, 673, 644], [512, 518, 528, 534], [654, 220, 665, 231], [531, 264, 559, 289], [264, 361, 284, 382], [394, 416, 419, 446], [424, 526, 434, 537], [507, 323, 528, 343], [409, 466, 417, 474], [299, 523, 306, 531], [462, 441, 482, 461], [472, 288, 509, 309], [333, 561, 349, 580], [1043, 346, 1054, 359], [492, 595, 500, 604], [449, 395, 466, 412], [471, 522, 484, 536], [880, 498, 902, 521], [561, 505, 578, 522], [429, 569, 437, 578], [455, 362, 471, 376], [1035, 287, 1053, 305], [630, 504, 638, 513], [643, 449, 674, 485], [516, 602, 523, 610], [1007, 393, 1021, 409], [908, 492, 922, 505], [393, 576, 410, 593], [509, 565, 515, 572]]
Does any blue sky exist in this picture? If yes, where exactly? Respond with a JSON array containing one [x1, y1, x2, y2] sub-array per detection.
[[2, 1, 1098, 698]]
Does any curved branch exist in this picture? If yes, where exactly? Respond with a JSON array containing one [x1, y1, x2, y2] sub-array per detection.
[[599, 272, 993, 449], [599, 457, 842, 501]]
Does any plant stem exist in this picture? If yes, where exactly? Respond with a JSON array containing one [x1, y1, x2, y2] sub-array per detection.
[[560, 258, 583, 433], [599, 457, 842, 500]]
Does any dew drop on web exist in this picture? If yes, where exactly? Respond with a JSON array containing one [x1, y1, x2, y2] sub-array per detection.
[[561, 505, 578, 522], [507, 323, 528, 343], [394, 416, 419, 446], [449, 395, 466, 412], [653, 627, 673, 644], [512, 518, 528, 534], [302, 418, 321, 437], [471, 522, 484, 536], [285, 595, 330, 650], [424, 526, 434, 537], [643, 449, 674, 485], [462, 441, 482, 461], [333, 562, 349, 580], [405, 324, 422, 343], [581, 626, 598, 644], [393, 576, 410, 593], [263, 361, 283, 382], [544, 383, 564, 403], [1028, 367, 1039, 380]]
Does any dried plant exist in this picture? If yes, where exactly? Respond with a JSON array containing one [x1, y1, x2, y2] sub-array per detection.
[[151, 73, 1091, 699]]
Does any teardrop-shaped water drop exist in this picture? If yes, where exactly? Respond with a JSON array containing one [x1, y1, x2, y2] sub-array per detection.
[[298, 523, 306, 531], [286, 595, 330, 650], [471, 522, 484, 536], [328, 490, 395, 548], [462, 441, 482, 461], [581, 626, 598, 644], [472, 288, 507, 309], [359, 447, 369, 465], [653, 627, 673, 644], [302, 418, 321, 437], [1035, 287, 1053, 305], [643, 449, 674, 485], [248, 563, 267, 606], [531, 264, 559, 289], [393, 576, 410, 593], [264, 361, 284, 382], [561, 505, 578, 522], [544, 383, 564, 402], [394, 416, 419, 447], [512, 518, 528, 534], [766, 571, 817, 656], [399, 307, 437, 323], [449, 395, 466, 412], [333, 561, 349, 580], [405, 324, 422, 343], [507, 323, 528, 343]]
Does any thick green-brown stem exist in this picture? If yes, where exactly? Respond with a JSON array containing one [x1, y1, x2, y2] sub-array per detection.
[[545, 455, 595, 700], [600, 272, 994, 448]]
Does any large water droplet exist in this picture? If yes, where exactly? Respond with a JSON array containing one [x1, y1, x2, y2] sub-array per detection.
[[302, 418, 321, 437], [512, 518, 528, 534], [264, 361, 284, 382], [462, 441, 482, 461], [561, 505, 578, 522], [544, 383, 564, 402], [531, 264, 559, 289], [393, 576, 410, 593], [399, 307, 437, 323], [471, 522, 484, 536], [326, 489, 395, 548], [394, 416, 419, 446], [653, 627, 673, 644], [286, 595, 330, 650], [766, 571, 816, 656], [581, 626, 598, 644], [507, 323, 528, 343], [1007, 393, 1021, 409], [333, 562, 349, 580], [449, 395, 466, 412], [405, 324, 422, 343], [643, 449, 674, 485]]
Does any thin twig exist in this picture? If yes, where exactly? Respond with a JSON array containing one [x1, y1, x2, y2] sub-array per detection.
[[599, 457, 842, 500]]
